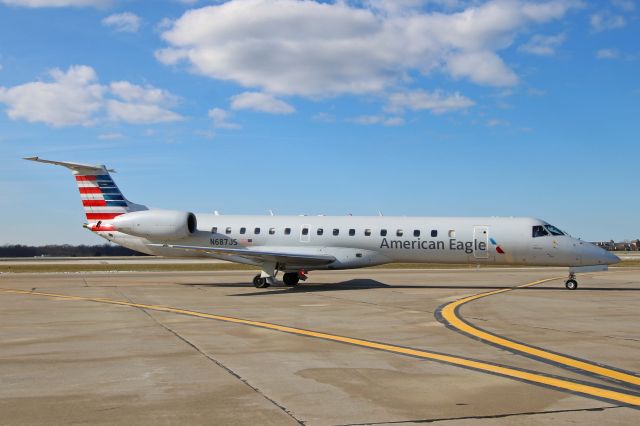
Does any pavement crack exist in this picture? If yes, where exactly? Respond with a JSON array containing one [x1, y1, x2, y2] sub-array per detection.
[[338, 405, 624, 425], [112, 289, 304, 425]]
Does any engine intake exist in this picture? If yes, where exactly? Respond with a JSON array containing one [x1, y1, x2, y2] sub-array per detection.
[[111, 210, 197, 240]]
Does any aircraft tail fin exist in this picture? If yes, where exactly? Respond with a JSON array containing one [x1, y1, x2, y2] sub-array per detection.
[[25, 157, 148, 222]]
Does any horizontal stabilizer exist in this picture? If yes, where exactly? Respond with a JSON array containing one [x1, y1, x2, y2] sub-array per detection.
[[24, 157, 115, 174]]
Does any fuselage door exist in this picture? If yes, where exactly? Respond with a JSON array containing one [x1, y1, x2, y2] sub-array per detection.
[[473, 226, 489, 259], [300, 224, 311, 243]]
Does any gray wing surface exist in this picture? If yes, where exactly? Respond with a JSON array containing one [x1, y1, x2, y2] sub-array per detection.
[[146, 244, 336, 266]]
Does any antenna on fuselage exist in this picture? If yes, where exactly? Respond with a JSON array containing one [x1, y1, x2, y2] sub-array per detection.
[[378, 210, 384, 216], [214, 210, 220, 216], [268, 209, 275, 216]]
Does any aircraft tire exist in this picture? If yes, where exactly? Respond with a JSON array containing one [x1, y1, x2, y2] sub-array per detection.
[[283, 272, 300, 287], [565, 279, 578, 290], [253, 274, 271, 288]]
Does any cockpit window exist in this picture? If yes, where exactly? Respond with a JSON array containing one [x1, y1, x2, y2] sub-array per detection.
[[532, 225, 549, 238], [544, 225, 565, 236]]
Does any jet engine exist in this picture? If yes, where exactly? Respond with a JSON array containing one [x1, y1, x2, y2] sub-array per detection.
[[110, 210, 197, 240]]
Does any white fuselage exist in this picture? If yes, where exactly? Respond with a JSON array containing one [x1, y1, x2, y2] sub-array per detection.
[[98, 214, 618, 271]]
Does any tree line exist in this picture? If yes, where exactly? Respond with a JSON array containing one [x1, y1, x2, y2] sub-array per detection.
[[0, 244, 146, 257]]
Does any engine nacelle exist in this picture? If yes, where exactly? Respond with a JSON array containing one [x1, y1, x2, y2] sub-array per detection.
[[110, 210, 197, 240]]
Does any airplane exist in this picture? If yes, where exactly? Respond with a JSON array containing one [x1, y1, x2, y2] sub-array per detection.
[[25, 157, 620, 290]]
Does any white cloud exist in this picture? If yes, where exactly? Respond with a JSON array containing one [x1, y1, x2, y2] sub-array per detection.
[[102, 12, 141, 33], [195, 129, 215, 139], [527, 87, 546, 96], [157, 0, 576, 96], [312, 112, 336, 123], [230, 92, 295, 114], [0, 65, 104, 127], [519, 33, 566, 56], [0, 0, 108, 7], [106, 101, 182, 124], [0, 65, 183, 127], [208, 108, 240, 129], [486, 118, 509, 127], [386, 90, 474, 114], [350, 115, 405, 126], [590, 12, 626, 32], [611, 0, 635, 12], [107, 81, 182, 124], [446, 51, 519, 86], [110, 81, 178, 106], [98, 132, 124, 140], [596, 48, 619, 59]]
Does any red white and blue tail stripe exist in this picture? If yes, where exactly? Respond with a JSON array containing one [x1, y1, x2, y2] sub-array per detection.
[[76, 174, 130, 221], [25, 157, 148, 225]]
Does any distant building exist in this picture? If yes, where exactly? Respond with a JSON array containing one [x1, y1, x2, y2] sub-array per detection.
[[593, 239, 640, 251]]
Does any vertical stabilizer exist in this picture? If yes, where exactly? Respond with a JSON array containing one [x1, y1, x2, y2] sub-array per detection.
[[25, 157, 148, 222]]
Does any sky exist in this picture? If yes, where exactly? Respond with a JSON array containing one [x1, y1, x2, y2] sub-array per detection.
[[0, 0, 638, 245]]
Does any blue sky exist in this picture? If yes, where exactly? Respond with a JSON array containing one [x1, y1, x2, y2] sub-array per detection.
[[0, 0, 638, 245]]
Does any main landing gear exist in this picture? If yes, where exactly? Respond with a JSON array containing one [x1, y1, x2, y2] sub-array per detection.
[[565, 272, 578, 290], [253, 274, 271, 288], [252, 268, 307, 289], [282, 272, 300, 287]]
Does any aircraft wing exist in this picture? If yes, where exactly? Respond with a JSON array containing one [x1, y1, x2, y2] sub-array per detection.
[[146, 244, 336, 266]]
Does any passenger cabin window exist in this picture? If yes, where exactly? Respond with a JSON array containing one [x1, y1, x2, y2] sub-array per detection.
[[448, 230, 455, 238], [397, 229, 404, 237], [532, 225, 549, 238], [380, 229, 387, 236], [431, 230, 437, 237], [349, 229, 355, 236], [364, 229, 371, 236], [302, 227, 309, 236], [333, 229, 339, 236], [226, 227, 232, 234], [284, 228, 291, 235], [545, 225, 565, 236], [240, 227, 246, 234], [254, 227, 260, 235], [413, 230, 420, 237], [317, 228, 324, 236], [211, 227, 218, 233], [269, 228, 275, 235]]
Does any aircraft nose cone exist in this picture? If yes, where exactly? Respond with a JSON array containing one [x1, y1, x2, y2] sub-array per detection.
[[605, 250, 621, 265], [585, 244, 620, 265]]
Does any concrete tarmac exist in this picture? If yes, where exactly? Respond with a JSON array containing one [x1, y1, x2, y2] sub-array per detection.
[[1, 268, 638, 425]]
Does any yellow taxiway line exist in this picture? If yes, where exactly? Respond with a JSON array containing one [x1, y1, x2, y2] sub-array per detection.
[[437, 277, 640, 389], [1, 286, 639, 407]]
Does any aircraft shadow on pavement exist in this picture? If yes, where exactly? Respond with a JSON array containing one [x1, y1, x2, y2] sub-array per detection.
[[177, 279, 640, 296]]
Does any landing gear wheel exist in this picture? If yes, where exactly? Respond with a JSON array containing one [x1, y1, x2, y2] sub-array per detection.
[[282, 272, 300, 287], [253, 274, 271, 288], [565, 279, 578, 290]]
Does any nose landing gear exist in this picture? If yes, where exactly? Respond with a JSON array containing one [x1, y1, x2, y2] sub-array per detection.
[[565, 272, 578, 290]]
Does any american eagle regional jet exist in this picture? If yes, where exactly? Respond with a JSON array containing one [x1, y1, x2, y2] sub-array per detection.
[[26, 157, 620, 290]]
